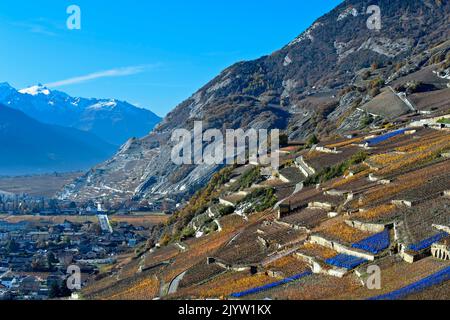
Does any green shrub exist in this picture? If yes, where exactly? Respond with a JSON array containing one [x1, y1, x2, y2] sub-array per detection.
[[437, 118, 450, 125], [304, 151, 368, 186], [282, 159, 295, 169], [307, 134, 319, 147], [369, 77, 385, 89], [218, 205, 234, 216], [181, 226, 196, 239], [361, 113, 374, 126], [231, 166, 262, 192], [239, 188, 277, 213]]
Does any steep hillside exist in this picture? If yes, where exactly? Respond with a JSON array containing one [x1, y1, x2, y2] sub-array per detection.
[[82, 122, 450, 300], [61, 0, 450, 207], [0, 104, 116, 175]]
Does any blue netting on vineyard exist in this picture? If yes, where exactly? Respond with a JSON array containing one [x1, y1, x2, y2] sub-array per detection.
[[325, 254, 367, 270], [408, 232, 448, 252], [230, 271, 312, 298], [352, 229, 390, 254], [365, 129, 406, 146], [369, 266, 450, 300]]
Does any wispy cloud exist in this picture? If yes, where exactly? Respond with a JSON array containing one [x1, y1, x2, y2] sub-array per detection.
[[45, 65, 159, 88], [11, 21, 58, 37]]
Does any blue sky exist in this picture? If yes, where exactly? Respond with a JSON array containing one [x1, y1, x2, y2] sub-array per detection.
[[0, 0, 342, 116]]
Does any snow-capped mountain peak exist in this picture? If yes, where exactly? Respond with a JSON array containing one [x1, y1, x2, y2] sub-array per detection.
[[87, 99, 118, 110], [19, 84, 51, 96], [0, 83, 161, 145]]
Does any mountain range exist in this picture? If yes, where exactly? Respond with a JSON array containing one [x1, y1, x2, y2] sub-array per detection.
[[0, 104, 117, 175], [59, 0, 449, 207], [0, 83, 161, 146]]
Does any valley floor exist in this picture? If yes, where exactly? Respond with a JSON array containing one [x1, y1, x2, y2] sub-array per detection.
[[0, 172, 82, 198]]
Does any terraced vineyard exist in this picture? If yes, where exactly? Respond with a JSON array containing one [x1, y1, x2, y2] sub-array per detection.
[[81, 123, 450, 300]]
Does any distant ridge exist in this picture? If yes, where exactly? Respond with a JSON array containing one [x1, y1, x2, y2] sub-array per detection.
[[0, 104, 117, 175], [0, 83, 161, 146]]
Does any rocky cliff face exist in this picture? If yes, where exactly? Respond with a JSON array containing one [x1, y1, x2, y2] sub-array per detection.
[[61, 0, 450, 207]]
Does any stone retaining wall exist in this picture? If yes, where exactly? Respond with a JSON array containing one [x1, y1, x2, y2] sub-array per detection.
[[310, 235, 375, 261]]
